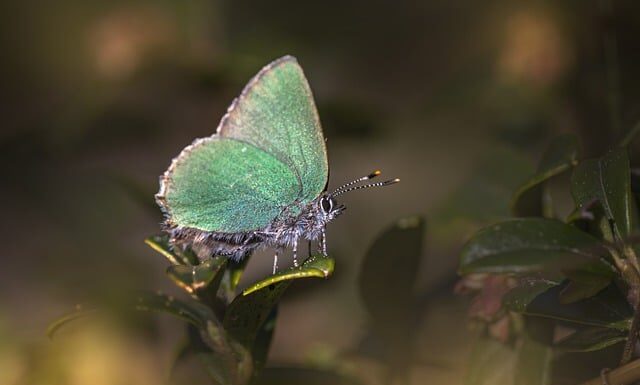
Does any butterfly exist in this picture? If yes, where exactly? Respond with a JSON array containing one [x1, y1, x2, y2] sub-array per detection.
[[156, 55, 398, 273]]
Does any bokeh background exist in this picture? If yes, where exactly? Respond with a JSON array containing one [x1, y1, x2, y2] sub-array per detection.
[[2, 0, 640, 384]]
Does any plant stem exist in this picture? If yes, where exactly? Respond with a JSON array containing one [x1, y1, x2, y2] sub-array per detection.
[[578, 358, 640, 385], [621, 291, 640, 365]]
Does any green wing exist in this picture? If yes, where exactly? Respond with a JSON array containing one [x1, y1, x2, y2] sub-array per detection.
[[218, 55, 328, 202], [158, 137, 300, 233]]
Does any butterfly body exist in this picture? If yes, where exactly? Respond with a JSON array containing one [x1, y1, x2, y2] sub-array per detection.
[[156, 55, 396, 270], [164, 191, 344, 261]]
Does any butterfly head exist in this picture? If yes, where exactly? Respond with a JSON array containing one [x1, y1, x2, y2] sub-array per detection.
[[317, 170, 399, 224], [317, 194, 345, 222]]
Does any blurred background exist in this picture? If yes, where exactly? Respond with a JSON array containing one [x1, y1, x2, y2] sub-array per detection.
[[2, 0, 640, 384]]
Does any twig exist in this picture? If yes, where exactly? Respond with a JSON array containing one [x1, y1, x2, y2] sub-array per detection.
[[578, 358, 640, 385], [621, 291, 640, 365]]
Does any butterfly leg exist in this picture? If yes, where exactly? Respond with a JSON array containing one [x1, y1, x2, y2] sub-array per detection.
[[321, 227, 327, 256], [293, 238, 299, 268], [272, 249, 280, 274]]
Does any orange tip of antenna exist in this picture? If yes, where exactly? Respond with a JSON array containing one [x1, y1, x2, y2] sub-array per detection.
[[394, 178, 400, 182], [368, 170, 381, 178]]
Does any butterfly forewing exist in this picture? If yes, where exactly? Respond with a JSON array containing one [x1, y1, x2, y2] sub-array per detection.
[[160, 138, 300, 233], [218, 56, 329, 202]]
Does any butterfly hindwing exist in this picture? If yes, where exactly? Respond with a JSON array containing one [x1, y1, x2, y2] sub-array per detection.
[[218, 55, 329, 203], [158, 137, 301, 233]]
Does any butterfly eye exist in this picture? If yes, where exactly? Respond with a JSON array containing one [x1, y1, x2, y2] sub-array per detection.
[[321, 197, 332, 213]]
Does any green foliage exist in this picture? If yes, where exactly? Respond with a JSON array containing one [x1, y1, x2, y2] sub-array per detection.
[[49, 235, 337, 385], [459, 131, 640, 384]]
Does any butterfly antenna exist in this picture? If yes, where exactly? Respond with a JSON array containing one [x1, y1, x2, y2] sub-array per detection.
[[332, 178, 400, 197], [331, 170, 381, 195]]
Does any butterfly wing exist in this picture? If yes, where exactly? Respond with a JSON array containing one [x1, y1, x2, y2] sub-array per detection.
[[218, 55, 329, 202], [157, 137, 301, 233]]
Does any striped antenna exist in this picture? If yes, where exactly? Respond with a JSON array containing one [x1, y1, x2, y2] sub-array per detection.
[[332, 178, 400, 197], [331, 170, 381, 195]]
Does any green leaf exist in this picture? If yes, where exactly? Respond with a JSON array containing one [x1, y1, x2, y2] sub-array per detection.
[[252, 308, 278, 376], [465, 336, 516, 385], [359, 216, 424, 323], [47, 292, 215, 338], [523, 284, 632, 329], [503, 277, 561, 313], [555, 326, 626, 352], [167, 256, 227, 296], [242, 255, 334, 296], [571, 148, 633, 239], [511, 134, 579, 217], [220, 257, 251, 303], [224, 282, 289, 349], [459, 218, 607, 274], [144, 235, 198, 265], [558, 265, 614, 304], [201, 320, 253, 385]]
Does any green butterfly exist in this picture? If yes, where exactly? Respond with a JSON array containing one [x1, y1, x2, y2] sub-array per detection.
[[156, 55, 398, 272]]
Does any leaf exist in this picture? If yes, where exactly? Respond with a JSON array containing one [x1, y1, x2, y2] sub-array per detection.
[[220, 257, 251, 303], [359, 216, 424, 323], [511, 134, 579, 217], [224, 282, 289, 349], [523, 284, 632, 329], [558, 265, 614, 304], [145, 235, 198, 265], [503, 277, 561, 313], [242, 255, 334, 296], [170, 324, 253, 385], [167, 256, 227, 296], [465, 336, 516, 385], [358, 216, 424, 381], [571, 148, 633, 239], [555, 326, 626, 352], [251, 307, 278, 376], [459, 218, 607, 274], [619, 119, 640, 147], [47, 292, 215, 338], [201, 320, 253, 385]]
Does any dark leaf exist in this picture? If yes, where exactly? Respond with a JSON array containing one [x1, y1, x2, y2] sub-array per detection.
[[555, 326, 626, 352], [619, 120, 640, 147], [503, 277, 561, 313], [459, 218, 607, 274], [512, 134, 579, 217], [359, 216, 424, 323], [242, 255, 334, 296], [252, 307, 278, 376], [558, 265, 614, 304], [571, 148, 633, 239], [201, 319, 253, 385], [224, 282, 289, 349], [524, 284, 632, 329]]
